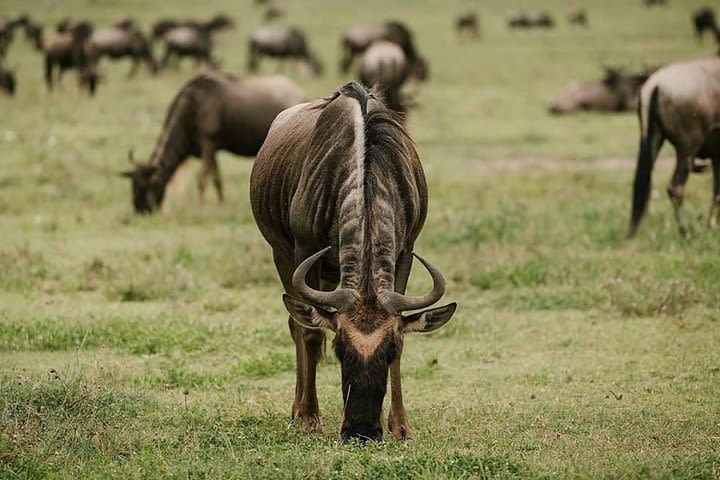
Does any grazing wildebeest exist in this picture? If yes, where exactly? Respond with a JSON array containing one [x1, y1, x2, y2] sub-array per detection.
[[160, 26, 215, 69], [548, 67, 650, 115], [568, 8, 588, 26], [455, 11, 480, 38], [508, 12, 555, 29], [89, 26, 157, 76], [248, 26, 323, 76], [358, 41, 409, 113], [693, 7, 718, 42], [339, 21, 427, 78], [44, 21, 99, 95], [0, 57, 15, 95], [121, 72, 305, 213], [250, 82, 456, 442], [627, 58, 720, 237]]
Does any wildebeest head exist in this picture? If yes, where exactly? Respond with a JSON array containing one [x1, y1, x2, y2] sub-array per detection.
[[409, 56, 429, 82], [121, 151, 166, 213], [283, 247, 456, 442], [24, 21, 43, 51], [0, 68, 16, 96], [78, 65, 99, 95]]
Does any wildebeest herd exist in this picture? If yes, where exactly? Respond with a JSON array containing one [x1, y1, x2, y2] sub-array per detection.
[[3, 1, 720, 443]]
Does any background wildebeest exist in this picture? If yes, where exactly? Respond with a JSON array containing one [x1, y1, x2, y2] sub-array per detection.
[[248, 26, 323, 76], [250, 82, 455, 442], [89, 25, 157, 77], [568, 8, 588, 26], [339, 21, 427, 79], [548, 67, 651, 115], [150, 18, 178, 45], [628, 58, 720, 237], [122, 71, 305, 213], [508, 12, 555, 29], [358, 41, 410, 114], [43, 20, 99, 95], [692, 7, 719, 42], [455, 11, 480, 38], [158, 15, 233, 70]]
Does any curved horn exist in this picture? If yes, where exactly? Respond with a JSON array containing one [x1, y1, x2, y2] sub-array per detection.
[[382, 253, 446, 313], [292, 247, 358, 311]]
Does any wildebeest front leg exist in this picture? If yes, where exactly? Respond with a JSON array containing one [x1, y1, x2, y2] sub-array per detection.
[[709, 157, 720, 228], [387, 250, 415, 440], [667, 150, 691, 236], [198, 140, 223, 203]]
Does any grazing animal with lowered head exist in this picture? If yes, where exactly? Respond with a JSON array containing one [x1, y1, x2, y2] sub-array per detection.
[[340, 21, 428, 79], [89, 25, 157, 77], [44, 20, 99, 95], [692, 7, 719, 42], [0, 14, 29, 56], [158, 15, 233, 70], [628, 57, 720, 237], [121, 72, 305, 213], [250, 82, 456, 442], [248, 26, 323, 76], [548, 67, 651, 115], [358, 41, 411, 114], [455, 11, 480, 38], [150, 18, 179, 45]]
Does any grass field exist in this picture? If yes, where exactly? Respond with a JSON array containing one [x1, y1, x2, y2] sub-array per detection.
[[2, 0, 720, 478]]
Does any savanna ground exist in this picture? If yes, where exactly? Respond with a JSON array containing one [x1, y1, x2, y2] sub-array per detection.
[[1, 0, 720, 478]]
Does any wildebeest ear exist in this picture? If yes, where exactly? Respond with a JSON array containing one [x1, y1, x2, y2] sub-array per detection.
[[119, 170, 135, 178], [401, 302, 457, 334], [283, 294, 337, 331]]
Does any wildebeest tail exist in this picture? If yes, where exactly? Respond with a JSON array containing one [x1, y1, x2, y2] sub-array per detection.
[[628, 86, 661, 237]]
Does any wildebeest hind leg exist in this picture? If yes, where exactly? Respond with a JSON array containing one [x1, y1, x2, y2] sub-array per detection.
[[386, 250, 415, 440], [708, 157, 720, 228], [667, 149, 691, 236]]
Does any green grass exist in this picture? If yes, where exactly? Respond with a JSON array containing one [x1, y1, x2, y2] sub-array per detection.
[[2, 0, 720, 478]]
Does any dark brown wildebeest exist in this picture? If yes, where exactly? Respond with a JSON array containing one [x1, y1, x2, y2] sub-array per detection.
[[508, 12, 555, 29], [89, 26, 157, 76], [692, 7, 719, 42], [339, 21, 427, 78], [358, 41, 410, 114], [0, 56, 15, 96], [248, 26, 323, 76], [44, 21, 99, 95], [112, 17, 137, 31], [121, 72, 305, 213], [548, 67, 650, 115], [250, 82, 456, 442], [568, 8, 588, 26], [627, 58, 720, 237], [455, 11, 480, 38]]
